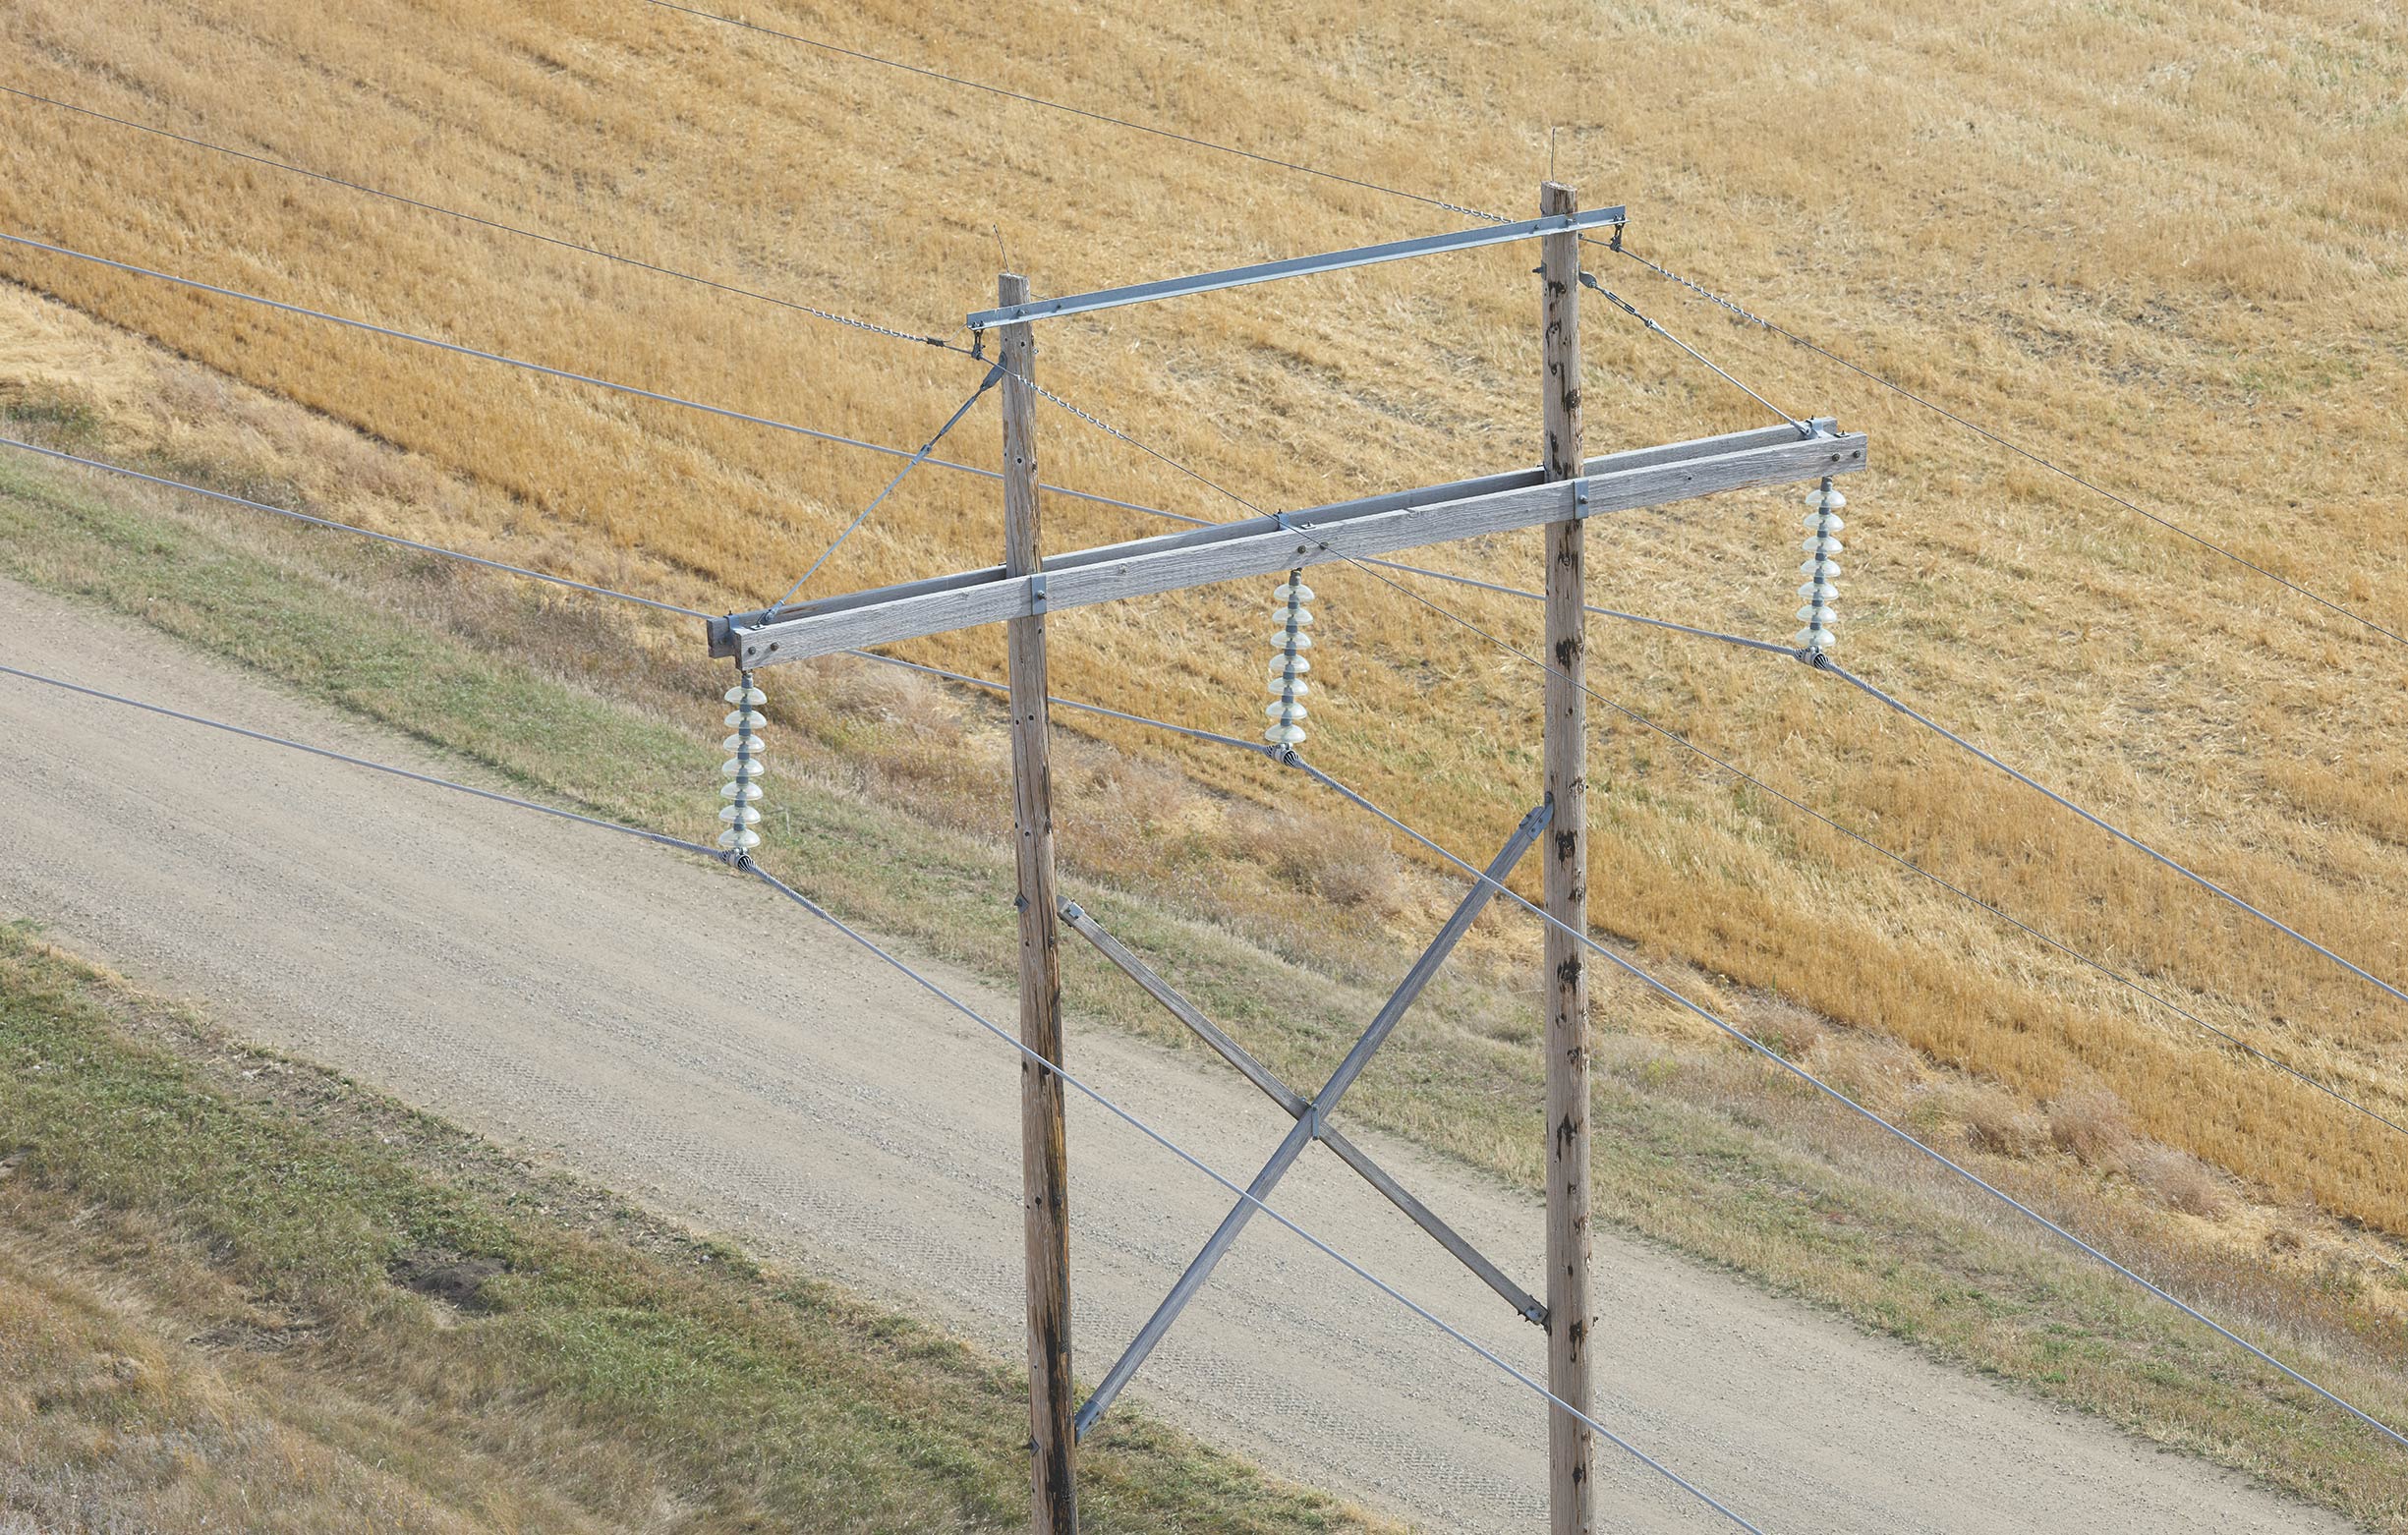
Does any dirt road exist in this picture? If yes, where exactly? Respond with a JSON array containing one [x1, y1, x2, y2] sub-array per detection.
[[0, 578, 2350, 1533]]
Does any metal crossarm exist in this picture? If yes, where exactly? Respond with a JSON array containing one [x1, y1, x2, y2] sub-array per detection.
[[965, 206, 1629, 331], [712, 420, 1863, 667], [1072, 801, 1553, 1437], [1060, 897, 1547, 1327]]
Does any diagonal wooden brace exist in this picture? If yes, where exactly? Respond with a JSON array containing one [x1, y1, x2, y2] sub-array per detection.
[[1071, 800, 1553, 1438], [1060, 899, 1547, 1328]]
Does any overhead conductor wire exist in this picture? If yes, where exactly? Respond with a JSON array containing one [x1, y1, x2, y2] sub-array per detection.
[[0, 657, 1765, 1535], [37, 638, 2364, 1460], [0, 663, 721, 858], [0, 231, 1163, 523], [1810, 654, 2408, 1010], [1576, 271, 1807, 435], [0, 84, 962, 350], [0, 435, 710, 619], [646, 2, 1509, 223]]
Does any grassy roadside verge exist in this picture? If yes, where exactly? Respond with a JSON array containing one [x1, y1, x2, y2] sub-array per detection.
[[2, 451, 2404, 1528], [0, 922, 1383, 1532]]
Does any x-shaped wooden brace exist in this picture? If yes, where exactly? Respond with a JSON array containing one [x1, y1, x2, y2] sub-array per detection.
[[1063, 799, 1553, 1437]]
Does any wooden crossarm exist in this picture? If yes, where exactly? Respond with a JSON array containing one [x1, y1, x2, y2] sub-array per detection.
[[717, 420, 1865, 667]]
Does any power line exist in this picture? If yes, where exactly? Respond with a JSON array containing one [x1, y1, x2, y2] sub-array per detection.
[[29, 34, 2399, 1451], [0, 230, 1165, 522], [1360, 558, 1802, 657], [0, 434, 711, 619], [1283, 752, 2408, 1454], [842, 650, 1274, 757], [0, 84, 965, 353], [925, 574, 2408, 1145], [1814, 654, 2408, 1012], [0, 655, 1766, 1534], [1604, 239, 2408, 653], [647, 2, 1513, 226], [0, 662, 722, 858]]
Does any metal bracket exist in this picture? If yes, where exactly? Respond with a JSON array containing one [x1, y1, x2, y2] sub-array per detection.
[[1028, 572, 1048, 613], [1574, 478, 1592, 520]]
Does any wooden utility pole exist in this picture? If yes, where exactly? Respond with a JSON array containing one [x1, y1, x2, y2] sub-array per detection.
[[1537, 180, 1594, 1535], [1000, 271, 1078, 1535]]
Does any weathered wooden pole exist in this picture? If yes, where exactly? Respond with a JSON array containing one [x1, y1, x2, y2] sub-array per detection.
[[1000, 270, 1078, 1535], [1537, 180, 1595, 1535]]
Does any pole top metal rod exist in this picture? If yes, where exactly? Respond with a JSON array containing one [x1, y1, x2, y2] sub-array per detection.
[[966, 205, 1629, 331]]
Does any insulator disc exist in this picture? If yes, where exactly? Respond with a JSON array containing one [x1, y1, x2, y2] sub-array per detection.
[[1794, 626, 1836, 650], [1270, 630, 1314, 650], [717, 826, 762, 851], [1796, 603, 1837, 624], [1798, 581, 1838, 601], [1267, 654, 1311, 675], [723, 710, 768, 729], [1800, 534, 1845, 555], [1266, 678, 1310, 698], [1805, 486, 1847, 511], [723, 684, 768, 707], [1800, 558, 1843, 579], [1269, 606, 1314, 626], [720, 780, 763, 802], [720, 757, 766, 779], [1264, 722, 1307, 746], [1799, 511, 1845, 533], [1275, 582, 1315, 603], [1265, 701, 1308, 723], [718, 803, 762, 824], [721, 732, 767, 754]]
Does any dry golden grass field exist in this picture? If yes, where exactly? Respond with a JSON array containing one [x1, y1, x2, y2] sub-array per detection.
[[3, 0, 2407, 1396]]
